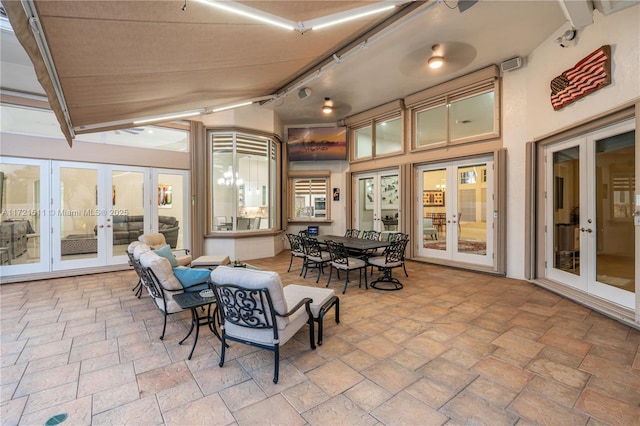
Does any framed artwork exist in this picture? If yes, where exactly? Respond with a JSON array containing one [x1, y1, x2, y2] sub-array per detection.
[[380, 175, 399, 209], [158, 184, 172, 208], [423, 190, 444, 206], [287, 127, 347, 161]]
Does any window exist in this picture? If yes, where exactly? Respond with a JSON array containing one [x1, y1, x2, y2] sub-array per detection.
[[346, 100, 404, 161], [210, 131, 278, 232], [288, 171, 331, 222]]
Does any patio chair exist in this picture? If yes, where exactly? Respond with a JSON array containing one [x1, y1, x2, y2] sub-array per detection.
[[344, 229, 361, 238], [138, 233, 192, 266], [325, 240, 368, 294], [387, 232, 410, 277], [210, 266, 316, 383], [126, 241, 145, 298], [301, 236, 331, 283], [286, 233, 307, 275], [367, 238, 409, 291]]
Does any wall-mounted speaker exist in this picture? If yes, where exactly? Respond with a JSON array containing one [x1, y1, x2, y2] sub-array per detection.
[[298, 87, 311, 99], [500, 57, 522, 73]]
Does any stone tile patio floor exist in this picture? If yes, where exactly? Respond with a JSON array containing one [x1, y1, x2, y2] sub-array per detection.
[[1, 251, 639, 425]]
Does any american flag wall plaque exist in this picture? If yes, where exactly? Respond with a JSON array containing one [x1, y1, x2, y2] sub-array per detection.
[[550, 45, 611, 111]]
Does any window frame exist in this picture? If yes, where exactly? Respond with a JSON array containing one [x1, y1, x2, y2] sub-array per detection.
[[287, 170, 332, 223]]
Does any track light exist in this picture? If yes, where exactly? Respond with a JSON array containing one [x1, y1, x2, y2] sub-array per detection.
[[322, 98, 333, 114], [428, 44, 445, 69]]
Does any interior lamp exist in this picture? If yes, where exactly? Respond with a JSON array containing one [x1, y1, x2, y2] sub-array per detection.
[[428, 44, 445, 69], [322, 98, 333, 114]]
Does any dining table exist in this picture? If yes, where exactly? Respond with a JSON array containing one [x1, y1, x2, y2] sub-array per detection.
[[317, 235, 389, 254]]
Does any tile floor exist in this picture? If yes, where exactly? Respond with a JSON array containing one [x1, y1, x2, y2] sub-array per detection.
[[1, 252, 639, 425]]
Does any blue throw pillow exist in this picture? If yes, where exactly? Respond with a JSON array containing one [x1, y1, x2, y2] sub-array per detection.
[[173, 267, 211, 289], [152, 244, 178, 268]]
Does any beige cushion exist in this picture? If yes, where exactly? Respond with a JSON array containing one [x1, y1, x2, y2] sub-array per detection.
[[127, 240, 142, 254], [283, 285, 335, 318], [191, 255, 230, 268], [133, 243, 151, 260], [175, 254, 193, 267], [138, 233, 166, 249], [139, 251, 183, 313]]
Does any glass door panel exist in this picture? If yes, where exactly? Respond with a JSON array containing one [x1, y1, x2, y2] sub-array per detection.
[[356, 176, 375, 232], [110, 168, 147, 262], [422, 169, 447, 253], [590, 126, 635, 307], [53, 163, 104, 269], [0, 158, 50, 274], [457, 163, 490, 259], [154, 171, 188, 249]]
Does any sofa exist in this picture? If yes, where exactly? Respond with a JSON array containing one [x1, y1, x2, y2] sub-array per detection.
[[102, 215, 180, 247]]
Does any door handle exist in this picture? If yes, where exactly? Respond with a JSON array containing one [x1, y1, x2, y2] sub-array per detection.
[[98, 225, 104, 229]]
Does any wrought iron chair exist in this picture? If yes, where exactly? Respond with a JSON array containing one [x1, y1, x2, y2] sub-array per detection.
[[344, 229, 361, 238], [302, 236, 331, 283], [388, 232, 410, 277], [286, 233, 307, 275], [325, 240, 368, 294], [126, 241, 145, 298], [211, 266, 316, 383], [138, 233, 192, 266], [367, 238, 409, 291]]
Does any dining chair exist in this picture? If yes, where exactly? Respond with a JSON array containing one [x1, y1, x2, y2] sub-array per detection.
[[387, 232, 410, 277], [210, 266, 316, 383], [423, 218, 438, 240], [302, 236, 331, 283], [285, 233, 307, 275], [325, 240, 368, 294], [344, 229, 361, 238], [367, 238, 409, 290]]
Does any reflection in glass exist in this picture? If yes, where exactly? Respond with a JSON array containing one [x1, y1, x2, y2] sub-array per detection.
[[294, 178, 328, 219], [157, 173, 184, 248], [358, 177, 375, 231], [422, 169, 446, 251], [416, 104, 446, 147], [355, 126, 372, 159], [552, 147, 580, 275], [380, 175, 399, 231], [457, 164, 487, 255], [0, 164, 41, 265], [111, 171, 145, 256], [450, 91, 495, 141], [595, 130, 635, 293], [60, 167, 98, 260], [375, 117, 402, 155]]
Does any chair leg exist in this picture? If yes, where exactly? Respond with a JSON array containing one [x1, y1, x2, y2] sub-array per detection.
[[219, 336, 227, 367], [273, 345, 280, 383], [287, 255, 294, 272], [160, 312, 168, 340], [403, 261, 409, 277], [326, 266, 333, 288], [343, 270, 349, 294]]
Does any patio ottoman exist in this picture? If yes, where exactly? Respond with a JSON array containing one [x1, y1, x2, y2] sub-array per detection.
[[191, 255, 231, 269], [284, 284, 339, 345]]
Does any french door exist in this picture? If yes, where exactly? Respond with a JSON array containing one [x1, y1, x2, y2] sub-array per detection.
[[545, 119, 636, 309], [52, 162, 150, 270], [417, 156, 494, 266], [354, 170, 400, 234]]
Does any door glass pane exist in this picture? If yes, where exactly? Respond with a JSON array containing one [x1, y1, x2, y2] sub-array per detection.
[[416, 104, 446, 147], [157, 173, 184, 248], [553, 147, 580, 275], [60, 167, 98, 260], [0, 164, 40, 265], [450, 91, 495, 140], [457, 164, 487, 255], [355, 126, 372, 159], [358, 177, 374, 231], [376, 117, 402, 155], [211, 133, 235, 231], [380, 175, 399, 231], [422, 169, 446, 250], [111, 170, 144, 256], [595, 130, 635, 293]]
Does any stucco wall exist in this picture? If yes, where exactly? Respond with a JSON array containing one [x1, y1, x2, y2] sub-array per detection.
[[501, 6, 640, 279]]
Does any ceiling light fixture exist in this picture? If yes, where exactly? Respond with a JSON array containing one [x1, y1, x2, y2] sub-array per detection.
[[322, 98, 333, 114], [133, 110, 202, 125], [194, 0, 296, 31], [427, 44, 445, 69], [309, 4, 397, 30], [212, 100, 253, 113]]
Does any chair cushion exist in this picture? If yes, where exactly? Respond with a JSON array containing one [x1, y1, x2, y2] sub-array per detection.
[[284, 285, 335, 318], [152, 244, 179, 268], [368, 256, 402, 268], [138, 233, 167, 248], [139, 251, 183, 291], [211, 266, 289, 330], [132, 243, 151, 260], [332, 257, 366, 270], [127, 240, 142, 254], [173, 267, 211, 289]]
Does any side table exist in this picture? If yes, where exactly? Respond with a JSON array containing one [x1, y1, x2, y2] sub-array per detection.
[[173, 290, 221, 360]]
